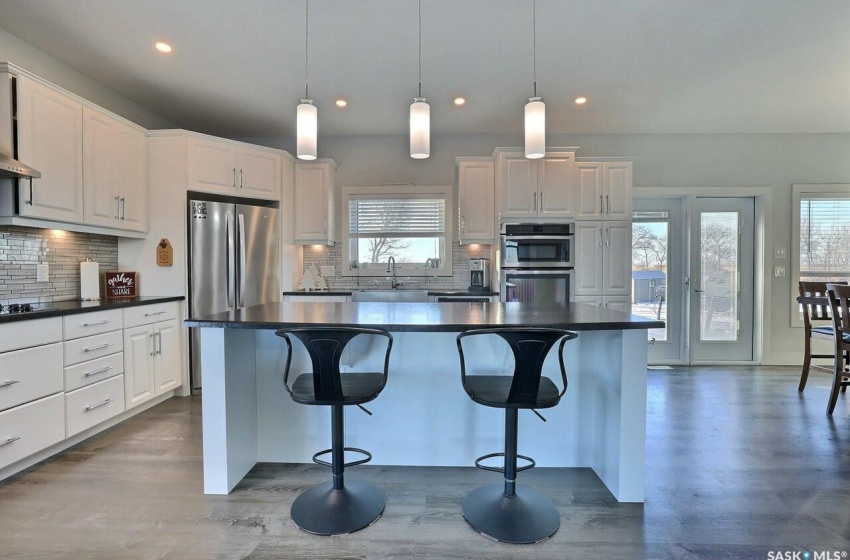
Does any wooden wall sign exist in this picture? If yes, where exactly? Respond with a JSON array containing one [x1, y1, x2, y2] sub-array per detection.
[[101, 272, 138, 299], [157, 238, 174, 267]]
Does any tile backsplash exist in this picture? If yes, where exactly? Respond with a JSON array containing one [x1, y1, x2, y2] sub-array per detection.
[[0, 226, 118, 303], [302, 243, 493, 291]]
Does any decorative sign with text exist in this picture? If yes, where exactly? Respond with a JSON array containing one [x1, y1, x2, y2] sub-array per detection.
[[101, 272, 138, 299], [157, 238, 173, 267]]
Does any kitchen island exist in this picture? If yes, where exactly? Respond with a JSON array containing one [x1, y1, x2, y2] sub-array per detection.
[[185, 301, 663, 502]]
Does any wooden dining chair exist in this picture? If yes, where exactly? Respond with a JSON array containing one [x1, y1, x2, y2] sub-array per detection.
[[825, 284, 850, 415], [798, 281, 846, 392]]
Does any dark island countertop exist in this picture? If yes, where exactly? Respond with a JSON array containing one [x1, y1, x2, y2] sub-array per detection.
[[282, 289, 501, 297], [0, 296, 184, 324], [185, 301, 664, 332]]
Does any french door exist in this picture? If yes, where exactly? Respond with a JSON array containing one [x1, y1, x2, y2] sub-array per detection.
[[689, 198, 755, 362]]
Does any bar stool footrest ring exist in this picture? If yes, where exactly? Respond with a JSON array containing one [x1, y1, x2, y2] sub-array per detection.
[[474, 452, 535, 474], [312, 446, 372, 468]]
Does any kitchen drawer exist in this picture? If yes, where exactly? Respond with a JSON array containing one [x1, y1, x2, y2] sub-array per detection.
[[0, 317, 62, 353], [64, 330, 123, 366], [64, 352, 124, 392], [65, 375, 125, 437], [123, 302, 179, 329], [0, 342, 63, 412], [63, 309, 123, 340], [0, 393, 65, 470]]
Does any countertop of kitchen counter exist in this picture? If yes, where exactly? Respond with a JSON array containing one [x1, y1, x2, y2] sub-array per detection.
[[0, 296, 184, 324], [186, 301, 664, 332], [282, 290, 501, 297]]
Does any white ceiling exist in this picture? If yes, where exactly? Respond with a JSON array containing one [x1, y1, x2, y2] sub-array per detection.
[[0, 0, 848, 139]]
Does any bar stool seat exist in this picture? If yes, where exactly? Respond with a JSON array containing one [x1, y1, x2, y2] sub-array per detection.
[[290, 372, 384, 405], [456, 327, 577, 544]]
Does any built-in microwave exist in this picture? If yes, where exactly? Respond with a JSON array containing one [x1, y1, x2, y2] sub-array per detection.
[[499, 223, 574, 269]]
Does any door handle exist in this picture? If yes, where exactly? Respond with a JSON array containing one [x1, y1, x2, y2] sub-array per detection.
[[150, 332, 156, 356], [120, 196, 126, 220], [238, 213, 247, 308], [83, 343, 112, 352], [232, 167, 237, 188], [239, 168, 244, 189], [115, 195, 120, 219], [26, 178, 34, 206], [0, 380, 19, 388], [0, 436, 20, 448], [539, 192, 544, 211], [226, 213, 235, 308], [85, 398, 114, 412], [533, 192, 537, 211], [84, 366, 114, 378], [694, 289, 706, 293], [606, 195, 610, 214], [599, 228, 603, 247], [599, 195, 603, 214]]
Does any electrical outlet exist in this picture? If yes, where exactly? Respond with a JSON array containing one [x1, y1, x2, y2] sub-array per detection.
[[774, 247, 786, 259], [774, 266, 786, 277], [320, 265, 335, 277], [36, 263, 49, 282]]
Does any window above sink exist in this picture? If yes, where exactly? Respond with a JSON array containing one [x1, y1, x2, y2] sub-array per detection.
[[342, 185, 454, 278]]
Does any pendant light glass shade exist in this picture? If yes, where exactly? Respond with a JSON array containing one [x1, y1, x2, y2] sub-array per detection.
[[410, 97, 430, 159], [524, 96, 545, 159], [297, 99, 317, 161]]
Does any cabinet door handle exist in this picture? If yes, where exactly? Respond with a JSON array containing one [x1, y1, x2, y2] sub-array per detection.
[[150, 333, 156, 356], [539, 192, 543, 211], [83, 319, 111, 327], [84, 343, 112, 353], [240, 168, 244, 189], [606, 195, 610, 214], [84, 366, 114, 378], [115, 195, 121, 219], [605, 227, 610, 247], [85, 398, 114, 412], [156, 331, 162, 356], [600, 195, 603, 214], [0, 380, 20, 388], [144, 311, 165, 317], [120, 196, 126, 220], [26, 178, 34, 206], [233, 168, 237, 188], [599, 228, 603, 247], [533, 192, 537, 211], [0, 436, 21, 448]]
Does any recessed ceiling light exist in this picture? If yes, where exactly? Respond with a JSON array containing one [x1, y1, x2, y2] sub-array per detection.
[[575, 97, 587, 105], [155, 42, 173, 54], [335, 99, 348, 108], [453, 97, 466, 106]]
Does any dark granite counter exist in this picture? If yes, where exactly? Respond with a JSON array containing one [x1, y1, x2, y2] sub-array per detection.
[[282, 290, 501, 297], [0, 296, 184, 324], [185, 301, 663, 332]]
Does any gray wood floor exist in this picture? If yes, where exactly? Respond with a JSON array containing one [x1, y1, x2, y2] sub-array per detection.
[[1, 366, 849, 560]]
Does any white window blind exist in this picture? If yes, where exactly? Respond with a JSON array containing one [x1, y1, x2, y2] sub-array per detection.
[[799, 195, 850, 276], [349, 196, 446, 238]]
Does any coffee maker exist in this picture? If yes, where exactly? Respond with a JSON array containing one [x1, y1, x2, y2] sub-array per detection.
[[469, 258, 490, 291]]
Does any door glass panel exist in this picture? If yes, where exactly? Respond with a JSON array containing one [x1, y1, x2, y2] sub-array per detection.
[[632, 213, 668, 342], [699, 212, 738, 341]]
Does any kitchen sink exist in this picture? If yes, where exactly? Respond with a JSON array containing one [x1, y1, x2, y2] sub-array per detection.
[[351, 290, 429, 303]]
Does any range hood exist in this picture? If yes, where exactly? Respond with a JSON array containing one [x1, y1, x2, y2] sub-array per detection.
[[0, 151, 40, 179]]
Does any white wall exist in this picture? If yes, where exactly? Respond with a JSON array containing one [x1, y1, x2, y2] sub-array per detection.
[[0, 27, 173, 130], [243, 132, 850, 365]]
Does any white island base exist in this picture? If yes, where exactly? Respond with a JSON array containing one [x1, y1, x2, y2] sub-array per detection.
[[200, 327, 647, 503]]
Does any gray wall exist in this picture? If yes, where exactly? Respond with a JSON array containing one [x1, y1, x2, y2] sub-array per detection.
[[244, 132, 850, 364], [0, 27, 173, 129]]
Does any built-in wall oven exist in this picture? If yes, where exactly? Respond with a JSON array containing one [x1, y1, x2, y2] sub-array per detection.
[[500, 223, 574, 304]]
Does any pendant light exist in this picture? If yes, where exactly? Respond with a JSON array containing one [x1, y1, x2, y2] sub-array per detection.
[[410, 0, 430, 159], [297, 0, 317, 160], [524, 0, 545, 159]]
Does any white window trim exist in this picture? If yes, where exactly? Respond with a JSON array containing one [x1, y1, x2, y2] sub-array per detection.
[[341, 185, 454, 278], [790, 183, 850, 327]]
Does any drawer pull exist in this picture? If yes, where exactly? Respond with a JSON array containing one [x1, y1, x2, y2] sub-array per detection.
[[0, 436, 21, 448], [85, 398, 114, 412], [84, 343, 113, 353], [83, 320, 112, 327], [144, 311, 166, 317], [84, 366, 114, 378], [0, 380, 20, 388]]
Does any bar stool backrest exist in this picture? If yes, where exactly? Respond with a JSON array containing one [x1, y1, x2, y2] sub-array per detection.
[[799, 281, 846, 329], [827, 284, 850, 340]]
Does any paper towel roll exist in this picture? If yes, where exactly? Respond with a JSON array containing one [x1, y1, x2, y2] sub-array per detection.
[[80, 260, 100, 300]]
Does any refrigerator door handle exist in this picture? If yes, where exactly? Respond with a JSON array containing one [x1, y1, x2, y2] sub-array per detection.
[[226, 212, 235, 308], [238, 213, 247, 309]]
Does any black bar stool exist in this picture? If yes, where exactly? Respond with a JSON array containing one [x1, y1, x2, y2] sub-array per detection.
[[276, 327, 393, 535], [456, 327, 577, 544]]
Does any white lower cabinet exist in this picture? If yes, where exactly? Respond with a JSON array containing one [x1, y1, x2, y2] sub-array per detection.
[[65, 375, 125, 437], [0, 342, 64, 412], [0, 394, 65, 469], [123, 317, 181, 409]]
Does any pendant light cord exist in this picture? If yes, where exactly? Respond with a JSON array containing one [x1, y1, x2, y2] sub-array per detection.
[[533, 0, 537, 97], [418, 0, 422, 98], [305, 0, 309, 100]]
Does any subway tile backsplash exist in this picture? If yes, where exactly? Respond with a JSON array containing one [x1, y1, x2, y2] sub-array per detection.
[[302, 243, 493, 291], [0, 226, 118, 303]]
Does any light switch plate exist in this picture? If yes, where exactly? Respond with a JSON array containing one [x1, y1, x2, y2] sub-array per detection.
[[36, 263, 49, 282], [774, 248, 786, 259], [774, 266, 786, 277], [320, 265, 335, 277]]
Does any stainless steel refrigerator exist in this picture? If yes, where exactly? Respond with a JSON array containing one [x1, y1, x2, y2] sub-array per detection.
[[188, 197, 280, 392]]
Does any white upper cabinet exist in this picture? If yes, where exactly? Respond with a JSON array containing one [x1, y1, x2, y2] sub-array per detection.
[[573, 221, 604, 296], [457, 159, 495, 244], [498, 151, 576, 220], [294, 160, 337, 245], [575, 161, 633, 220], [16, 74, 84, 223], [574, 220, 632, 298], [187, 136, 281, 199], [83, 107, 147, 232]]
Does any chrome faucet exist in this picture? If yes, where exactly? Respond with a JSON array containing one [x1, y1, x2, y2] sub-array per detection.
[[386, 256, 397, 289], [424, 258, 434, 284]]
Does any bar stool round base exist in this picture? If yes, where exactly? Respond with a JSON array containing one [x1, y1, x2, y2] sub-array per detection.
[[462, 483, 560, 544], [291, 479, 385, 536]]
